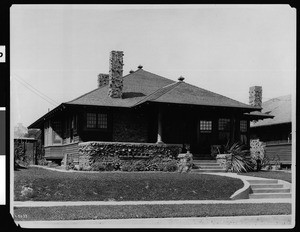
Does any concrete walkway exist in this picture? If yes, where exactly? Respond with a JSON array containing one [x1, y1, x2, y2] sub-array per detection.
[[15, 215, 293, 228], [14, 197, 292, 207]]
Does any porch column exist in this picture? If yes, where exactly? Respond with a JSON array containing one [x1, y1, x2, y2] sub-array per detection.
[[156, 107, 164, 144]]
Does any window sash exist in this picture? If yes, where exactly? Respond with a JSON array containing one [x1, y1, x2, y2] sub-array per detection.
[[98, 113, 108, 129], [200, 120, 212, 133], [240, 120, 247, 132], [86, 113, 97, 128], [218, 118, 230, 131], [86, 112, 108, 129]]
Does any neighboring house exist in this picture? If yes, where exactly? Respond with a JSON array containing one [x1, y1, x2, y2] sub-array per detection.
[[250, 94, 292, 166], [28, 51, 272, 163]]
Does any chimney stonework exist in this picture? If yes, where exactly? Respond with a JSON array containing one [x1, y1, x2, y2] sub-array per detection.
[[108, 51, 124, 98], [249, 86, 262, 108], [97, 73, 109, 87]]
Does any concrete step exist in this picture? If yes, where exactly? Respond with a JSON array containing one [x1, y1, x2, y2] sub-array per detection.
[[251, 184, 284, 189], [247, 179, 278, 184], [191, 169, 226, 173], [252, 188, 290, 193], [196, 166, 224, 169], [249, 193, 292, 199], [193, 163, 220, 166]]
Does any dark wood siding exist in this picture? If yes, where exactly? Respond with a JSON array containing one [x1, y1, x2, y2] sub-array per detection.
[[44, 142, 79, 160], [264, 142, 292, 164]]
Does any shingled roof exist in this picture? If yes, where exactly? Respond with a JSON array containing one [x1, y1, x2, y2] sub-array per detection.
[[67, 68, 259, 110], [250, 95, 291, 127], [29, 68, 267, 129]]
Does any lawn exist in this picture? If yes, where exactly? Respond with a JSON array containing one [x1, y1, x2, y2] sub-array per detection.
[[14, 167, 243, 201], [238, 170, 292, 183], [14, 203, 291, 221]]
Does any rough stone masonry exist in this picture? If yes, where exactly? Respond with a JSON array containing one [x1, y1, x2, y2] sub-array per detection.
[[98, 73, 109, 87], [249, 86, 262, 108], [108, 51, 124, 98]]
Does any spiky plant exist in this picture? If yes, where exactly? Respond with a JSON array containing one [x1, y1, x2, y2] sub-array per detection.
[[224, 142, 255, 173]]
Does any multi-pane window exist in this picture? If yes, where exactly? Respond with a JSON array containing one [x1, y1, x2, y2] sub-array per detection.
[[86, 112, 108, 129], [52, 120, 62, 144], [240, 120, 248, 144], [200, 120, 212, 133], [218, 118, 230, 144], [98, 113, 108, 129], [87, 113, 97, 128], [44, 121, 50, 146], [218, 118, 230, 131], [240, 120, 247, 133]]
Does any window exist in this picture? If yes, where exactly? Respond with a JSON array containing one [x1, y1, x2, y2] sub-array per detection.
[[87, 113, 97, 128], [52, 120, 62, 144], [240, 120, 247, 132], [218, 118, 230, 131], [240, 120, 248, 144], [44, 121, 50, 146], [218, 118, 230, 144], [200, 120, 212, 133], [86, 112, 108, 129], [98, 113, 108, 129], [73, 115, 77, 134]]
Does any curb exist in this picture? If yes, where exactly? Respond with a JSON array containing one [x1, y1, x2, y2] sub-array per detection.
[[15, 215, 293, 228]]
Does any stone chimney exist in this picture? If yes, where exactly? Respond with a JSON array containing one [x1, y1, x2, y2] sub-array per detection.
[[249, 86, 262, 108], [97, 73, 109, 87], [108, 51, 124, 98]]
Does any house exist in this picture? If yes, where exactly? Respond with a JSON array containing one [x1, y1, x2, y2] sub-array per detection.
[[250, 94, 292, 166], [28, 51, 272, 164]]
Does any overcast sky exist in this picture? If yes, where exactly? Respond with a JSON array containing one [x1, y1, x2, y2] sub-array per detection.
[[10, 4, 296, 127]]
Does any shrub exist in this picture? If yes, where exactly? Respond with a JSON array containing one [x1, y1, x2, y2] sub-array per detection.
[[91, 162, 106, 171], [132, 160, 147, 171], [120, 161, 134, 172], [224, 142, 255, 173], [163, 160, 178, 172], [38, 158, 48, 166]]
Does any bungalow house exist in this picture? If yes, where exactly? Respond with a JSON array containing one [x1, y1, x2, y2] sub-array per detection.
[[28, 51, 272, 164], [250, 94, 292, 166]]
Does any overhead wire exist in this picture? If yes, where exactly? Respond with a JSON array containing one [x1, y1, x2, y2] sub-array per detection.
[[12, 73, 58, 106]]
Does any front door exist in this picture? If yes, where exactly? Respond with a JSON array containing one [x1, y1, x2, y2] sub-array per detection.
[[191, 119, 214, 158]]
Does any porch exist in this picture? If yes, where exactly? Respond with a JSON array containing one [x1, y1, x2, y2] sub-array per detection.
[[151, 103, 251, 159]]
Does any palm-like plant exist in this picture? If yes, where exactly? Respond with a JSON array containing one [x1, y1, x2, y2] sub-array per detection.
[[223, 141, 255, 173]]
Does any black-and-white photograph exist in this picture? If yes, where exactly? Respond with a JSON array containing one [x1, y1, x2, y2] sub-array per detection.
[[10, 4, 295, 228]]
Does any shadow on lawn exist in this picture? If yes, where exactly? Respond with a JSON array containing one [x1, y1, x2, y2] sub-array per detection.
[[14, 162, 28, 171]]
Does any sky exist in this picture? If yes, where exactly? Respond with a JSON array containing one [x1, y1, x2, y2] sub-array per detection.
[[10, 4, 296, 128]]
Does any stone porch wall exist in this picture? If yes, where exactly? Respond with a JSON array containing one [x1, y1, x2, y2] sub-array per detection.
[[71, 141, 182, 170]]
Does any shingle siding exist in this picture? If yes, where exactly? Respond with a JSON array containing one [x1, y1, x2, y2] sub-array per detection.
[[112, 108, 148, 143]]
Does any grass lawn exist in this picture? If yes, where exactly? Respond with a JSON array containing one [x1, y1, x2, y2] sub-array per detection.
[[238, 170, 292, 183], [14, 203, 291, 221], [14, 167, 243, 201]]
